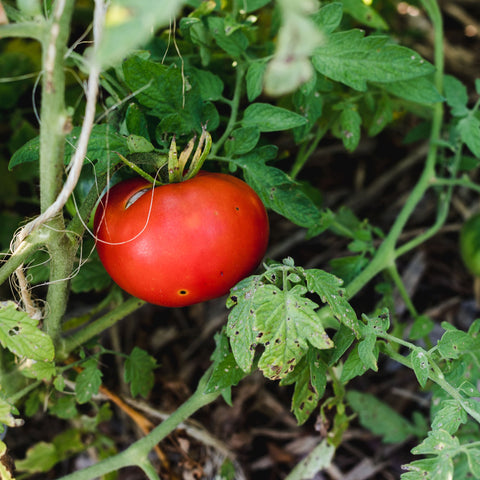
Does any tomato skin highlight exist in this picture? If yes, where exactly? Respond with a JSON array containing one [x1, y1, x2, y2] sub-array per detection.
[[460, 213, 480, 277], [94, 172, 269, 307]]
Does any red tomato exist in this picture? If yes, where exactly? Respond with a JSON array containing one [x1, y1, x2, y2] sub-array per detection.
[[94, 172, 269, 307]]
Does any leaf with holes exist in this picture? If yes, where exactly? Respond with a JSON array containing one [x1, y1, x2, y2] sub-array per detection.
[[280, 347, 328, 424], [409, 347, 429, 388], [0, 301, 54, 361], [305, 269, 360, 335], [205, 329, 247, 400], [437, 325, 478, 360], [226, 275, 266, 373], [248, 284, 333, 380]]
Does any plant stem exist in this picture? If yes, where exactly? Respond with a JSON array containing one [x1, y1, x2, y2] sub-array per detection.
[[0, 233, 46, 286], [387, 264, 418, 318], [58, 297, 146, 360], [290, 119, 331, 180], [55, 370, 220, 480], [210, 63, 245, 156]]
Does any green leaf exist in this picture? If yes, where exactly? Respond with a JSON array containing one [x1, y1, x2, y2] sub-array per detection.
[[409, 347, 429, 388], [381, 76, 443, 105], [367, 93, 393, 136], [242, 103, 307, 132], [401, 457, 454, 480], [357, 334, 378, 372], [205, 329, 246, 398], [305, 269, 360, 334], [467, 449, 480, 478], [15, 442, 58, 474], [9, 125, 129, 174], [334, 105, 361, 151], [242, 0, 271, 13], [227, 281, 333, 381], [312, 30, 434, 92], [444, 75, 469, 117], [287, 439, 335, 478], [124, 347, 157, 398], [0, 397, 22, 428], [246, 60, 268, 102], [311, 2, 343, 34], [127, 134, 155, 154], [431, 399, 467, 434], [437, 326, 478, 359], [49, 396, 78, 420], [409, 315, 434, 340], [20, 360, 56, 381], [190, 67, 224, 101], [458, 114, 480, 158], [226, 275, 265, 373], [340, 345, 369, 383], [122, 54, 205, 135], [231, 149, 328, 232], [96, 0, 185, 68], [342, 0, 388, 29], [207, 16, 249, 57], [0, 301, 55, 361], [71, 252, 112, 293], [347, 390, 415, 443], [401, 458, 443, 479], [280, 348, 328, 424], [75, 360, 103, 404], [224, 126, 260, 156], [412, 429, 459, 455]]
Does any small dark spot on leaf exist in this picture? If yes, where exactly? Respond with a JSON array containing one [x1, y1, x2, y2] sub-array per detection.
[[287, 358, 295, 364], [299, 402, 305, 410], [265, 341, 270, 346], [230, 295, 238, 303], [249, 343, 257, 351], [235, 331, 240, 336], [257, 332, 264, 338], [275, 338, 281, 344]]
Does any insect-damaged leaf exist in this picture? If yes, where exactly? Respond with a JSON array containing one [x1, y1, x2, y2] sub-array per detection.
[[227, 281, 333, 381], [305, 269, 360, 335], [0, 301, 54, 362]]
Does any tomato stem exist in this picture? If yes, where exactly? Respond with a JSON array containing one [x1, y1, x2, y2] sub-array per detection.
[[116, 152, 163, 186]]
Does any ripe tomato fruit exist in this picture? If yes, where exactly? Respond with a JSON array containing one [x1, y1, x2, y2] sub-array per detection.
[[460, 213, 480, 277], [94, 172, 269, 307]]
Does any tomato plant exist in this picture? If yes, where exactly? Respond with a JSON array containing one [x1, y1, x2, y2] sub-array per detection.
[[94, 172, 269, 307], [459, 213, 480, 277]]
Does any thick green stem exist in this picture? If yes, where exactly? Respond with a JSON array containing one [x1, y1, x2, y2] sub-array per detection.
[[37, 0, 76, 344], [55, 370, 220, 480], [39, 0, 75, 213], [58, 296, 146, 360]]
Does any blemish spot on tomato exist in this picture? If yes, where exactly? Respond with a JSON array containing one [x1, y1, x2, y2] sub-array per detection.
[[178, 289, 188, 296], [235, 206, 240, 211]]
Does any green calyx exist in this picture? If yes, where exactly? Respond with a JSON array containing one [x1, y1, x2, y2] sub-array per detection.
[[116, 126, 212, 186]]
